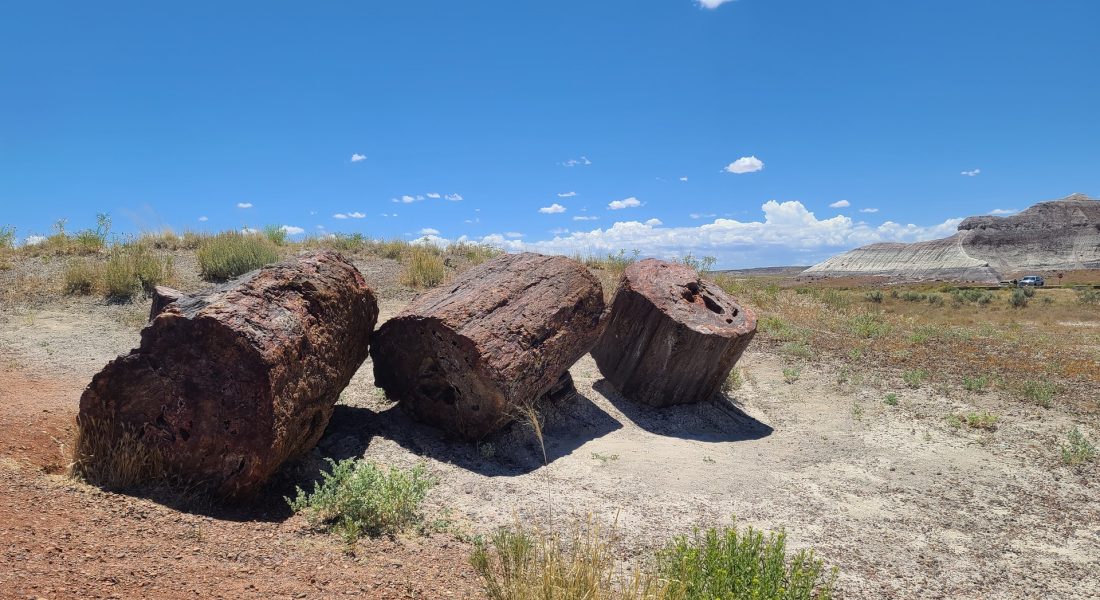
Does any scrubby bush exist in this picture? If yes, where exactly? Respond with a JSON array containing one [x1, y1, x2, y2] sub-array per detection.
[[64, 260, 102, 295], [0, 225, 15, 250], [402, 245, 446, 287], [899, 291, 927, 302], [903, 369, 928, 388], [262, 224, 288, 246], [1020, 379, 1056, 407], [196, 232, 279, 281], [864, 290, 884, 303], [926, 293, 945, 306], [1076, 288, 1100, 305], [1008, 288, 1029, 308], [288, 458, 433, 541], [447, 241, 502, 266], [103, 245, 174, 300], [1061, 428, 1097, 465], [846, 313, 891, 338], [962, 375, 990, 393]]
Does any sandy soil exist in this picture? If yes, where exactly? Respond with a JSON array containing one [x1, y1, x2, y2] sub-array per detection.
[[1, 261, 1098, 599]]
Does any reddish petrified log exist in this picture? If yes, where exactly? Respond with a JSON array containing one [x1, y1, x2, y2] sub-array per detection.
[[77, 250, 377, 498], [148, 285, 183, 321], [592, 259, 756, 407], [371, 252, 604, 439]]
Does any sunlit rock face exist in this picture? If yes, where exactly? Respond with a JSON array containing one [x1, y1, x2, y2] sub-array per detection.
[[804, 194, 1100, 282]]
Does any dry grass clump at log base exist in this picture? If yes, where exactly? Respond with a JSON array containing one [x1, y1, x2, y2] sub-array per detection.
[[70, 416, 168, 490], [288, 458, 434, 542], [62, 245, 176, 301], [402, 244, 447, 288], [710, 276, 1100, 413], [470, 518, 836, 600], [196, 231, 280, 281]]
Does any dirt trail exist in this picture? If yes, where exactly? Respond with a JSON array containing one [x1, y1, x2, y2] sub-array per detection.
[[1, 294, 1098, 599]]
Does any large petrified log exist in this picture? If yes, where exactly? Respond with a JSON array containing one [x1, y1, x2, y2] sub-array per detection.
[[592, 259, 756, 407], [77, 250, 377, 498], [371, 252, 604, 439]]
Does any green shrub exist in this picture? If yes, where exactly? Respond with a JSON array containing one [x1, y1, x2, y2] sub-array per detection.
[[196, 232, 279, 281], [262, 224, 288, 246], [402, 245, 446, 287], [963, 411, 999, 430], [288, 458, 433, 542], [780, 341, 813, 359], [847, 313, 891, 339], [103, 246, 174, 300], [0, 225, 15, 249], [1008, 288, 1029, 308], [782, 367, 801, 384], [1020, 379, 1056, 408], [926, 293, 945, 306], [884, 393, 899, 406], [899, 291, 926, 302], [864, 290, 884, 303], [962, 375, 989, 393], [1076, 288, 1100, 305], [657, 522, 836, 600], [1061, 428, 1097, 465], [679, 252, 717, 272], [1021, 286, 1035, 298], [64, 260, 102, 295], [902, 369, 928, 388]]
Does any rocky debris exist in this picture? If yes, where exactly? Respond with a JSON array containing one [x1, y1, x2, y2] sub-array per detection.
[[804, 193, 1100, 282], [371, 252, 604, 439], [592, 259, 756, 407], [77, 250, 377, 498]]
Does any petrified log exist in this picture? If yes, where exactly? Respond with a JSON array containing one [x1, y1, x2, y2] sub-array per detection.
[[371, 252, 604, 439], [592, 259, 756, 407], [77, 250, 377, 498], [148, 285, 183, 321]]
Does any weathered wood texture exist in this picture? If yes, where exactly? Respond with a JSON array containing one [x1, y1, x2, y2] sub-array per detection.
[[371, 252, 604, 439], [592, 259, 756, 407], [78, 250, 377, 497]]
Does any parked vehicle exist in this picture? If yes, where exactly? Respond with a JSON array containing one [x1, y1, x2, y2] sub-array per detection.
[[1019, 275, 1045, 287]]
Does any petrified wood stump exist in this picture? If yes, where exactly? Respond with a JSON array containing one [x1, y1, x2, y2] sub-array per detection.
[[77, 250, 377, 498], [371, 252, 604, 439], [592, 259, 756, 407]]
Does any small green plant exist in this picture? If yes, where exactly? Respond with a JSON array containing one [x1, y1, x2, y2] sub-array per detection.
[[1060, 428, 1097, 466], [782, 367, 801, 384], [899, 291, 927, 302], [884, 393, 899, 406], [679, 252, 717, 272], [402, 244, 447, 287], [261, 224, 288, 246], [657, 522, 837, 600], [780, 341, 813, 359], [590, 452, 620, 465], [962, 375, 990, 393], [0, 225, 15, 250], [851, 402, 864, 420], [287, 458, 434, 542], [902, 369, 928, 389], [1021, 286, 1035, 298], [863, 290, 884, 303], [848, 347, 864, 361], [963, 411, 1000, 430], [1008, 288, 1029, 308], [926, 293, 945, 306], [722, 368, 743, 393], [945, 414, 963, 429], [702, 456, 716, 464], [846, 313, 891, 339], [197, 231, 279, 280], [1020, 379, 1056, 408]]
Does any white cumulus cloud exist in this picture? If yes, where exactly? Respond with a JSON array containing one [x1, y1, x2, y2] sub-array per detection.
[[24, 235, 46, 246], [961, 168, 981, 177], [237, 202, 253, 209], [724, 156, 764, 174], [608, 197, 642, 210], [350, 153, 367, 163], [645, 218, 663, 226], [420, 228, 440, 236], [427, 193, 441, 199], [445, 193, 463, 201], [281, 225, 305, 235], [829, 200, 851, 208], [539, 203, 567, 214], [333, 213, 348, 219]]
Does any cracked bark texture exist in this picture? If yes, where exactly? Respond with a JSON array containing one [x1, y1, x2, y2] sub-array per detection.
[[371, 252, 604, 440], [78, 250, 377, 498], [592, 259, 756, 407]]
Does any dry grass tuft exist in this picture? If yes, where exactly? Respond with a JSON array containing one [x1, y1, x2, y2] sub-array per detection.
[[402, 245, 446, 288], [70, 416, 167, 490], [196, 231, 280, 281]]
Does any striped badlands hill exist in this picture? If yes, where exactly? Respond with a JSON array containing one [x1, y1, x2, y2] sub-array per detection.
[[803, 193, 1100, 283]]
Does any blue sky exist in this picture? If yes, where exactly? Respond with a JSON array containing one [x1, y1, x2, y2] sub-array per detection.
[[2, 0, 1098, 267]]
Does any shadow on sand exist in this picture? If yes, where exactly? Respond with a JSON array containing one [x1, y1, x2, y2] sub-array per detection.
[[594, 379, 772, 443]]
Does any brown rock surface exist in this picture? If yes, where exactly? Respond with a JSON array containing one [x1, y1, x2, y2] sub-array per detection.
[[371, 252, 604, 439], [77, 249, 377, 498], [592, 259, 756, 407]]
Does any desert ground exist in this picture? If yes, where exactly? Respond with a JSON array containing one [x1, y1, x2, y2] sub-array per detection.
[[1, 244, 1098, 599]]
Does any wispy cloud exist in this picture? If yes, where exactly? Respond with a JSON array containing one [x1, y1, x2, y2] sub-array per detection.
[[561, 156, 592, 167], [829, 200, 851, 208], [557, 191, 577, 198], [961, 168, 981, 177], [426, 193, 441, 199], [281, 225, 305, 235], [724, 156, 764, 174], [608, 197, 642, 210], [539, 203, 567, 214], [690, 213, 717, 219], [505, 232, 524, 239], [237, 202, 253, 209], [445, 193, 463, 201], [550, 227, 570, 235], [333, 211, 366, 219], [381, 213, 397, 218], [350, 153, 367, 163], [679, 176, 689, 182], [393, 195, 419, 204], [859, 208, 879, 213], [573, 216, 599, 221], [198, 216, 208, 222], [420, 227, 440, 236], [698, 0, 736, 9], [989, 208, 1018, 215]]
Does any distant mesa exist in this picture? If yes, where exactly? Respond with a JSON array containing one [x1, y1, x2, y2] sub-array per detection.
[[803, 193, 1100, 283]]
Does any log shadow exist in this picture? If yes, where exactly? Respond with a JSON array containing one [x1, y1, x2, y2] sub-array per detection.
[[594, 379, 772, 443], [319, 388, 623, 477]]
